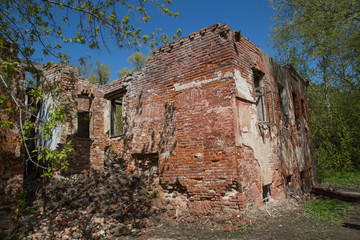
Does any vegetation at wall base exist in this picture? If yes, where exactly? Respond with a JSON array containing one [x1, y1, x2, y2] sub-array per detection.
[[306, 199, 353, 222]]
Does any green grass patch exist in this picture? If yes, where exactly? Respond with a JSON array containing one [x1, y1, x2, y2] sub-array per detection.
[[318, 170, 360, 188], [306, 199, 353, 222]]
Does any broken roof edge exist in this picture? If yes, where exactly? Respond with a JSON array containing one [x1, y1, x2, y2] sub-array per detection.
[[20, 59, 44, 72], [152, 23, 233, 55], [102, 23, 257, 96], [283, 65, 309, 87], [102, 23, 235, 94], [102, 70, 139, 98]]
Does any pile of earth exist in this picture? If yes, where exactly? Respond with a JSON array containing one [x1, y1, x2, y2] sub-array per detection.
[[9, 162, 163, 240]]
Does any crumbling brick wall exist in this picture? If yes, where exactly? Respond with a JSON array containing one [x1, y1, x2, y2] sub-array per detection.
[[103, 23, 315, 211], [0, 23, 316, 223], [39, 64, 108, 173]]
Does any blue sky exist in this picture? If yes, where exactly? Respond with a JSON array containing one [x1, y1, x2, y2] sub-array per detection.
[[39, 0, 276, 82]]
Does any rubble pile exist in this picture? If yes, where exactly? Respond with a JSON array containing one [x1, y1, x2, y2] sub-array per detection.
[[13, 164, 159, 239]]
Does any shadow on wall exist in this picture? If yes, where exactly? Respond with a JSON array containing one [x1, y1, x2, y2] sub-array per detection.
[[67, 137, 91, 174], [158, 102, 177, 162]]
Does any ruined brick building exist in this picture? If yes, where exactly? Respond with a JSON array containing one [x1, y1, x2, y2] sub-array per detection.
[[1, 23, 315, 219]]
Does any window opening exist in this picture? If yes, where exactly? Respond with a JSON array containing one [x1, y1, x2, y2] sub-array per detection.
[[132, 153, 159, 190], [77, 111, 90, 138], [253, 69, 276, 125], [286, 175, 292, 190], [278, 86, 288, 124], [263, 184, 271, 203], [300, 171, 305, 191], [286, 175, 292, 187], [292, 92, 299, 124], [301, 99, 305, 117], [110, 97, 124, 137], [254, 70, 267, 122], [76, 93, 94, 139], [25, 71, 39, 88]]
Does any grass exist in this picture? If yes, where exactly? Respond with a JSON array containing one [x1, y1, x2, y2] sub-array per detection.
[[147, 188, 159, 199], [306, 199, 353, 222], [317, 170, 360, 188]]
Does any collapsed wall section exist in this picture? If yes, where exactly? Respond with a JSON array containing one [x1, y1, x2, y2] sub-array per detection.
[[104, 23, 315, 211]]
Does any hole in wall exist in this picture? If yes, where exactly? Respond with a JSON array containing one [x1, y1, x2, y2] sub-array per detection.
[[167, 178, 189, 197], [286, 175, 292, 188], [286, 175, 292, 197], [262, 184, 271, 203], [132, 153, 159, 190]]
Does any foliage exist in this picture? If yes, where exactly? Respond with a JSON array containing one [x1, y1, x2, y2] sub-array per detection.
[[117, 51, 152, 77], [270, 0, 360, 175], [147, 188, 158, 199], [318, 170, 360, 188], [0, 57, 74, 178], [88, 59, 111, 85], [76, 61, 93, 79], [128, 51, 151, 70], [23, 87, 75, 178], [306, 199, 353, 222], [0, 94, 14, 131], [13, 189, 27, 218], [308, 83, 360, 174], [117, 67, 133, 77], [0, 1, 181, 178], [270, 0, 360, 83], [0, 0, 181, 63], [34, 141, 74, 178]]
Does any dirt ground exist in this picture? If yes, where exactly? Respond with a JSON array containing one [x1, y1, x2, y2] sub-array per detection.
[[125, 200, 360, 240], [6, 165, 359, 240]]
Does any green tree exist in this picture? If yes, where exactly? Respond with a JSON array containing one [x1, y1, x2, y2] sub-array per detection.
[[77, 61, 93, 79], [0, 0, 181, 63], [128, 51, 151, 70], [0, 0, 181, 177], [89, 59, 111, 85], [270, 0, 360, 178], [270, 0, 359, 87], [117, 51, 152, 77], [117, 67, 133, 77]]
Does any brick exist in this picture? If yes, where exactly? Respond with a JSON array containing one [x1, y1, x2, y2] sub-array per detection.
[[1, 23, 315, 217]]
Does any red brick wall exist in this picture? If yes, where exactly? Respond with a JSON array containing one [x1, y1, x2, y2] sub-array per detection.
[[0, 23, 315, 221], [22, 23, 315, 212], [102, 23, 315, 210], [42, 66, 109, 173]]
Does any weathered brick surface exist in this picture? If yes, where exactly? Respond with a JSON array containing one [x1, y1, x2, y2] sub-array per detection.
[[40, 65, 109, 173], [101, 23, 315, 210], [0, 23, 315, 220]]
